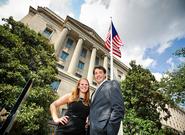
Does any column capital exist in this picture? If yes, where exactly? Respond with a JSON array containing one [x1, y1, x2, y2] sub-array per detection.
[[90, 45, 98, 51], [92, 46, 97, 49], [63, 24, 71, 31], [103, 54, 108, 57], [78, 35, 85, 41]]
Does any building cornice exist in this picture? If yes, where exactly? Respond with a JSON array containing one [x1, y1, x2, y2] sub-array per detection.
[[113, 57, 129, 72], [65, 16, 105, 45], [29, 6, 65, 28]]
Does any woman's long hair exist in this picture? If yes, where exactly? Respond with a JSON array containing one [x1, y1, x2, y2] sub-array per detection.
[[68, 78, 90, 106]]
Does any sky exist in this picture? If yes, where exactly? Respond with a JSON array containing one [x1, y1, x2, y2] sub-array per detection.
[[0, 0, 185, 81]]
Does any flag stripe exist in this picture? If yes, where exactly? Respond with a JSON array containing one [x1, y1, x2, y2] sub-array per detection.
[[105, 43, 121, 57], [105, 21, 123, 58]]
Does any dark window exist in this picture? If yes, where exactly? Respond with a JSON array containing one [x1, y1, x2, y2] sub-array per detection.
[[80, 48, 87, 58], [75, 73, 82, 78], [78, 61, 85, 69], [95, 57, 99, 65], [118, 75, 122, 79], [50, 81, 60, 91], [60, 51, 69, 61], [42, 27, 53, 38], [57, 64, 64, 69], [93, 81, 97, 86], [66, 38, 73, 48], [108, 67, 110, 75]]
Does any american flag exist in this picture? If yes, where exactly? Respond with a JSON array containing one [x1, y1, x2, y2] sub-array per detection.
[[105, 22, 123, 58]]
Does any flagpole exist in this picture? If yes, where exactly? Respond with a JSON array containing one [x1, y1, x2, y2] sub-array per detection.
[[110, 18, 113, 80]]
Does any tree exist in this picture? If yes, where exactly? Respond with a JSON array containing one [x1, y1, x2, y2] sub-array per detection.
[[0, 17, 58, 134], [121, 61, 172, 134], [160, 47, 185, 107], [175, 47, 185, 57]]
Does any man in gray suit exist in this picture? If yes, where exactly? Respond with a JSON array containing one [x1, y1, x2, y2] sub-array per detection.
[[89, 66, 124, 135]]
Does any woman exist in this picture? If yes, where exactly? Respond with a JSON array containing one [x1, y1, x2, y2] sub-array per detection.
[[50, 78, 90, 135]]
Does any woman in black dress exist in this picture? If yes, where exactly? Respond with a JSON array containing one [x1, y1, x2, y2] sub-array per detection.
[[50, 78, 90, 135]]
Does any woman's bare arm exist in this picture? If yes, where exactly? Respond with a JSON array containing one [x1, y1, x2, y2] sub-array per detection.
[[50, 93, 71, 124]]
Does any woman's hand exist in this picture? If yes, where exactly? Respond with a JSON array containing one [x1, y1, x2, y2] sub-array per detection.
[[53, 115, 69, 125]]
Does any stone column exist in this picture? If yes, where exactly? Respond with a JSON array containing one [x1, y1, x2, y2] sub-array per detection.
[[67, 38, 83, 74], [87, 47, 97, 84], [55, 27, 69, 57], [103, 55, 108, 78], [114, 67, 118, 80]]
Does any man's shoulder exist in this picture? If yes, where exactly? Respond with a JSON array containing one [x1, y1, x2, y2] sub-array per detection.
[[110, 80, 120, 88], [104, 80, 111, 85], [105, 80, 119, 84], [111, 80, 119, 84]]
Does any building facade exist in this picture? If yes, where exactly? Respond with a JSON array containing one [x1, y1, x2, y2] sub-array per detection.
[[160, 105, 185, 133], [21, 6, 128, 96]]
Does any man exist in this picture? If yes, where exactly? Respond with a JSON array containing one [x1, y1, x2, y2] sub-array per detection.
[[89, 66, 124, 135]]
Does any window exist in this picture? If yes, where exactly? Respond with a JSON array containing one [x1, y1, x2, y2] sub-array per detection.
[[118, 74, 122, 79], [93, 81, 97, 86], [95, 57, 99, 65], [50, 81, 60, 91], [78, 61, 85, 69], [60, 51, 69, 61], [75, 73, 82, 78], [118, 70, 123, 80], [66, 38, 73, 49], [57, 64, 64, 69], [80, 48, 87, 58], [108, 67, 111, 75], [107, 67, 111, 80], [42, 27, 53, 38]]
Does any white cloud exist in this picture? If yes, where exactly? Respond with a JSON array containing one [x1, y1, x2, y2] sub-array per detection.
[[0, 0, 50, 24], [178, 57, 185, 63], [152, 72, 162, 81], [166, 57, 176, 72], [150, 60, 157, 67], [79, 0, 185, 68], [0, 0, 74, 24], [49, 0, 74, 19], [157, 41, 172, 54]]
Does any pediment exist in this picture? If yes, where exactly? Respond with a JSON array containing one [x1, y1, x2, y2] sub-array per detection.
[[66, 16, 104, 44]]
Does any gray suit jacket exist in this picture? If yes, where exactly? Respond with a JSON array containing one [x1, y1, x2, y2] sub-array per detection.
[[90, 80, 124, 135]]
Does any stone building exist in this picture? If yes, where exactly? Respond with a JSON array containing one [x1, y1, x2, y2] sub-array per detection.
[[21, 6, 128, 96], [160, 105, 185, 134]]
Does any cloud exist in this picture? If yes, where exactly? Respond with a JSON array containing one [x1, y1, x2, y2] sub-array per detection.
[[178, 57, 185, 63], [0, 0, 75, 24], [152, 72, 162, 81], [157, 41, 172, 54], [166, 57, 176, 72], [49, 0, 74, 19], [0, 0, 50, 24], [79, 0, 185, 68]]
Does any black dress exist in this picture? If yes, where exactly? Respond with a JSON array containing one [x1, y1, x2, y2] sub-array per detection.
[[55, 99, 90, 135]]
